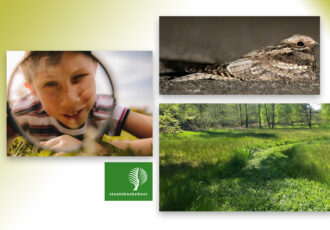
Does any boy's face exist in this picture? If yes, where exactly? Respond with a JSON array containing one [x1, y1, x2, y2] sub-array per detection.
[[30, 52, 97, 129]]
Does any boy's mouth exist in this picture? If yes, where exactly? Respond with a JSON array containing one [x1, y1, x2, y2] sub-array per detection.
[[62, 107, 85, 119]]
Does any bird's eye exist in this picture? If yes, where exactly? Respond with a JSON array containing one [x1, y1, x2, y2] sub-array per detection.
[[297, 41, 304, 47]]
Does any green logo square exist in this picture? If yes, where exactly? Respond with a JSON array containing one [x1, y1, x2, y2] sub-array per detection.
[[105, 162, 153, 201]]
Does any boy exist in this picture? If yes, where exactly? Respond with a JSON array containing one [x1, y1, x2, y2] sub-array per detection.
[[9, 51, 152, 155]]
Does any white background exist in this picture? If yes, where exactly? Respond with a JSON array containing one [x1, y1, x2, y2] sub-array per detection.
[[1, 0, 329, 229]]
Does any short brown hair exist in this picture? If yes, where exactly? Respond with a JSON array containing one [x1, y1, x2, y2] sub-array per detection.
[[20, 51, 92, 83]]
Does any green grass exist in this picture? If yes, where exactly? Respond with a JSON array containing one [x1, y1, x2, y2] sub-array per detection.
[[8, 130, 139, 156], [160, 128, 330, 211]]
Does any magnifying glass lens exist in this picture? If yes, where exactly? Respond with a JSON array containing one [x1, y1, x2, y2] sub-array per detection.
[[7, 51, 116, 154]]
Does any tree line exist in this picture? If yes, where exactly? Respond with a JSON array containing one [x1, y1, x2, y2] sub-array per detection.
[[160, 104, 330, 133]]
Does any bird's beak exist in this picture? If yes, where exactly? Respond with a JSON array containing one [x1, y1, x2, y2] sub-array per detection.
[[314, 42, 319, 46]]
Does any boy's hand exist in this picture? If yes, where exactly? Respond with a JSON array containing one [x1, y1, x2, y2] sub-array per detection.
[[108, 138, 152, 156], [40, 135, 82, 152]]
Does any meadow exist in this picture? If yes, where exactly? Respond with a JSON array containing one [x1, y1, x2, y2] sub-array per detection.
[[160, 128, 330, 211]]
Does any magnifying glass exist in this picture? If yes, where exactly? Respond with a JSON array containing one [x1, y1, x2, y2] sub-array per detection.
[[7, 51, 117, 155]]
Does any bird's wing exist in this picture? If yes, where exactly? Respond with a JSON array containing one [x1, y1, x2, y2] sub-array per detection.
[[228, 58, 313, 80], [226, 58, 254, 77], [171, 73, 236, 82], [227, 58, 277, 80]]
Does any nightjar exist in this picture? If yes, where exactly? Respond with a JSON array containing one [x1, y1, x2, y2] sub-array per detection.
[[172, 34, 318, 82]]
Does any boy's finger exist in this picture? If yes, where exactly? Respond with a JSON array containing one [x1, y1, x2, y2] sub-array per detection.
[[53, 152, 66, 156], [40, 137, 61, 149]]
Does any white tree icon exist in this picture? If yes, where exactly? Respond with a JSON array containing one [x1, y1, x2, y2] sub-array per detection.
[[128, 167, 148, 191]]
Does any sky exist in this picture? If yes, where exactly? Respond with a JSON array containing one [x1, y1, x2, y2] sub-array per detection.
[[94, 51, 153, 113]]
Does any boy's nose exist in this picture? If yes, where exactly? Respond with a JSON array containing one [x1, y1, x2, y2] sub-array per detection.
[[60, 88, 80, 108]]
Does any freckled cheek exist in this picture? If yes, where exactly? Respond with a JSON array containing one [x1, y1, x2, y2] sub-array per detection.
[[79, 79, 96, 107], [80, 88, 95, 104], [38, 92, 62, 115]]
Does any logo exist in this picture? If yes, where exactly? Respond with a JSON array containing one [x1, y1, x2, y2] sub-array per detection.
[[128, 167, 148, 191], [105, 162, 152, 201]]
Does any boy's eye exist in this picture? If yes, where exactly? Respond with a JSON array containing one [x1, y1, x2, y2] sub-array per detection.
[[72, 74, 87, 84], [44, 81, 58, 88]]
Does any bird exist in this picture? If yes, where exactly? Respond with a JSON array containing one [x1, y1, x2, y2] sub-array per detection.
[[171, 34, 318, 82]]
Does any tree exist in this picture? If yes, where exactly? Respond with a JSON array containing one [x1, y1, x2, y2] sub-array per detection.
[[258, 104, 262, 128], [301, 104, 313, 128], [239, 104, 243, 127], [159, 104, 182, 133], [244, 104, 248, 128], [271, 104, 275, 128], [321, 104, 330, 126], [290, 104, 314, 128], [159, 103, 325, 131], [264, 104, 271, 128], [276, 104, 295, 126]]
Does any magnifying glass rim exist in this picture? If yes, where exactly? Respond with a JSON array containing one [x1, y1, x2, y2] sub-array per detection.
[[7, 51, 117, 153]]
